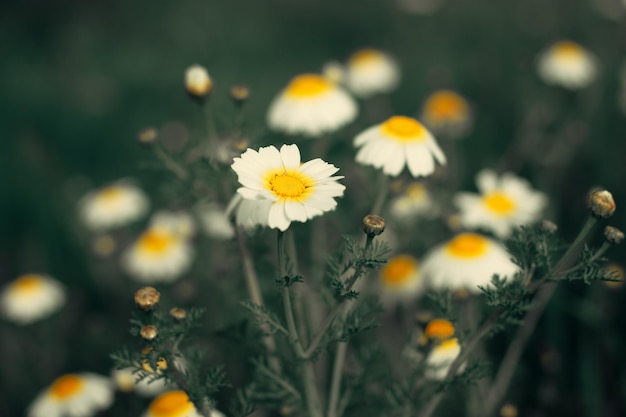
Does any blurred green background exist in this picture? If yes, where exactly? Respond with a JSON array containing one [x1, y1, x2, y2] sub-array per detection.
[[1, 0, 626, 416]]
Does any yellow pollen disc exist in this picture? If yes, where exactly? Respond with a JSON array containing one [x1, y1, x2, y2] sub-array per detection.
[[553, 41, 583, 59], [425, 319, 455, 340], [381, 255, 418, 286], [350, 49, 383, 66], [406, 183, 426, 198], [264, 169, 315, 201], [438, 337, 460, 351], [149, 390, 194, 417], [99, 186, 123, 202], [381, 116, 428, 142], [483, 192, 516, 215], [138, 229, 174, 255], [424, 91, 468, 121], [446, 233, 488, 259], [285, 74, 332, 98], [50, 374, 84, 400], [12, 274, 44, 294]]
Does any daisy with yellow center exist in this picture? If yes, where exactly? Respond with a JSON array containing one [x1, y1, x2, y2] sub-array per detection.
[[150, 210, 196, 239], [28, 373, 113, 417], [144, 390, 225, 417], [379, 255, 422, 305], [185, 64, 212, 98], [420, 90, 473, 139], [322, 61, 347, 85], [354, 115, 446, 177], [346, 48, 400, 97], [122, 226, 194, 283], [231, 144, 345, 231], [454, 169, 547, 238], [0, 274, 65, 325], [421, 233, 518, 293], [425, 318, 455, 341], [537, 41, 597, 89], [389, 182, 434, 221], [425, 337, 463, 380], [79, 181, 149, 231], [267, 74, 357, 137]]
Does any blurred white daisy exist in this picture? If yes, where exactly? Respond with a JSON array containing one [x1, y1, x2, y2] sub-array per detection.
[[231, 144, 345, 231], [28, 373, 113, 417], [226, 194, 272, 231], [454, 169, 547, 238], [420, 90, 473, 139], [379, 254, 422, 300], [425, 338, 462, 380], [79, 181, 149, 231], [267, 74, 357, 136], [346, 48, 400, 97], [111, 367, 168, 397], [354, 115, 446, 177], [537, 41, 597, 89], [150, 210, 196, 239], [197, 204, 235, 240], [185, 64, 212, 98], [421, 233, 518, 293], [122, 227, 194, 283], [321, 61, 346, 85], [144, 390, 225, 417], [0, 274, 65, 325], [389, 182, 434, 221]]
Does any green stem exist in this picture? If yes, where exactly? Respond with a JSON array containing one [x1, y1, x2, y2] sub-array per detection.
[[154, 145, 189, 181], [327, 341, 348, 417], [371, 173, 389, 215]]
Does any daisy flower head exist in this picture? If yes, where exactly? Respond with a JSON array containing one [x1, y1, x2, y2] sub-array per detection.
[[28, 373, 113, 417], [231, 144, 346, 231], [266, 73, 357, 137], [454, 169, 548, 238], [0, 274, 65, 325], [322, 61, 347, 85], [421, 233, 518, 293], [122, 226, 194, 283], [185, 64, 212, 100], [389, 182, 434, 221], [111, 367, 168, 397], [420, 90, 473, 139], [197, 204, 235, 240], [354, 115, 446, 177], [144, 390, 226, 417], [425, 338, 462, 380], [150, 210, 196, 239], [537, 40, 598, 89], [379, 255, 422, 306], [346, 48, 400, 98], [79, 181, 149, 231], [425, 318, 456, 342]]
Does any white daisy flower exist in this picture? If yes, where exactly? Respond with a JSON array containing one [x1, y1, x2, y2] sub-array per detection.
[[197, 204, 235, 240], [346, 48, 400, 97], [322, 61, 347, 85], [144, 390, 226, 417], [354, 115, 446, 177], [111, 367, 168, 397], [537, 41, 598, 89], [28, 373, 114, 417], [79, 181, 149, 231], [420, 90, 473, 139], [122, 227, 194, 283], [231, 144, 346, 231], [379, 254, 422, 299], [185, 64, 212, 98], [425, 338, 463, 380], [150, 210, 196, 239], [454, 169, 548, 238], [0, 274, 65, 325], [421, 233, 518, 293], [389, 182, 434, 221], [267, 74, 357, 137]]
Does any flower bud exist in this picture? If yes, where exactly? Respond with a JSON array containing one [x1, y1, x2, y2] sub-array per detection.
[[185, 64, 212, 100], [230, 84, 250, 106], [141, 357, 168, 373], [170, 307, 187, 320], [138, 127, 158, 147], [541, 220, 558, 234], [134, 287, 160, 311], [363, 214, 386, 237], [604, 226, 624, 245], [588, 190, 616, 219], [140, 325, 158, 341]]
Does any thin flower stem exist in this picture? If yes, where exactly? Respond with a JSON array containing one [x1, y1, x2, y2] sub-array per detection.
[[153, 145, 189, 181]]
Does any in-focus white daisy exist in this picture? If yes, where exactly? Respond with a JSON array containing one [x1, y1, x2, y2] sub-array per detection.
[[79, 181, 149, 231], [421, 233, 518, 293], [197, 204, 235, 240], [28, 373, 113, 417], [420, 90, 473, 139], [144, 390, 226, 417], [425, 338, 462, 380], [231, 144, 346, 231], [379, 255, 422, 302], [150, 210, 196, 239], [354, 115, 446, 177], [267, 74, 357, 137], [346, 48, 400, 97], [537, 41, 598, 89], [389, 182, 434, 221], [122, 227, 194, 283], [111, 367, 169, 397], [0, 274, 65, 325], [454, 169, 548, 238]]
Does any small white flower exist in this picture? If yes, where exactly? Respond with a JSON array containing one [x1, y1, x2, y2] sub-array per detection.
[[79, 181, 149, 231], [231, 144, 346, 231], [378, 254, 422, 305], [111, 367, 168, 397], [454, 169, 548, 238], [0, 274, 65, 325], [421, 233, 518, 293], [144, 390, 226, 417], [346, 48, 400, 97], [185, 64, 212, 98], [354, 115, 446, 177], [420, 90, 473, 139], [425, 338, 463, 380], [122, 227, 194, 283], [322, 61, 347, 85], [267, 74, 357, 137], [537, 41, 597, 89], [28, 373, 114, 417], [150, 210, 196, 239], [197, 204, 235, 240], [389, 182, 434, 221]]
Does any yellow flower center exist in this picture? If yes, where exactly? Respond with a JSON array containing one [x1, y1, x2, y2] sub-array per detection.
[[141, 357, 168, 373], [381, 255, 418, 286], [149, 390, 195, 417], [438, 337, 460, 351], [405, 183, 427, 198], [381, 116, 428, 143], [446, 233, 488, 259], [424, 91, 468, 121], [50, 374, 84, 400], [483, 192, 516, 215], [264, 169, 315, 202], [285, 74, 332, 98], [99, 186, 123, 202], [12, 274, 44, 294], [137, 229, 175, 255], [350, 49, 384, 66], [425, 319, 455, 340], [553, 41, 583, 60]]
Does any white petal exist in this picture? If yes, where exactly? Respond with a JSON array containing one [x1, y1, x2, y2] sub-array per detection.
[[268, 203, 291, 231], [280, 144, 301, 169], [476, 169, 498, 194]]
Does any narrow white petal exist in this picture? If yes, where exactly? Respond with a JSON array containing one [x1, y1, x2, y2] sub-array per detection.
[[280, 144, 301, 169], [268, 203, 291, 231]]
